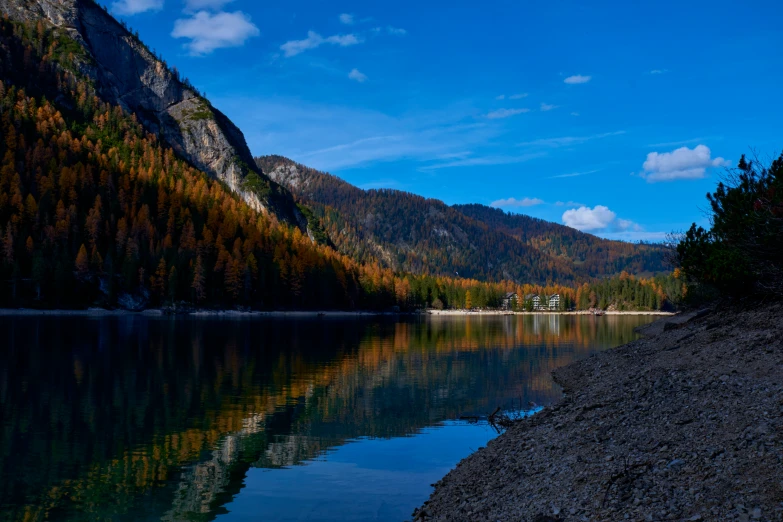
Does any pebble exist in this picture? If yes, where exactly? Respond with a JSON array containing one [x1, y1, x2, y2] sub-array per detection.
[[667, 458, 686, 470]]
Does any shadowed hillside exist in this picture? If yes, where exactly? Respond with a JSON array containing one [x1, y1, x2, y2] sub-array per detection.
[[256, 155, 668, 284], [454, 204, 667, 277]]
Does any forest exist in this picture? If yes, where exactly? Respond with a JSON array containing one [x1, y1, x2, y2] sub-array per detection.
[[455, 204, 668, 277], [256, 155, 669, 284], [0, 17, 679, 312]]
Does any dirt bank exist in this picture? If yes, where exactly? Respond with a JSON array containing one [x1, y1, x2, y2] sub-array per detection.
[[414, 304, 783, 521]]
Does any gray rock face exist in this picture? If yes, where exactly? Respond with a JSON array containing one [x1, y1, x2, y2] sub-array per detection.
[[2, 0, 300, 225], [267, 163, 309, 191], [0, 0, 76, 27]]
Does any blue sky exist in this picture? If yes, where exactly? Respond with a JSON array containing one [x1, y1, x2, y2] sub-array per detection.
[[104, 0, 783, 241]]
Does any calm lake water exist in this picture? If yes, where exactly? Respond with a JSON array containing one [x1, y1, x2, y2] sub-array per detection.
[[0, 314, 655, 521]]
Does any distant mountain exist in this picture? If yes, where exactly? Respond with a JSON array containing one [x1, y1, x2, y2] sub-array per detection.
[[453, 204, 666, 277], [256, 156, 669, 284], [0, 0, 303, 227]]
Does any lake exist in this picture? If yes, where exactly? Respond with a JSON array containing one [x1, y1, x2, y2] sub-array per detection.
[[0, 314, 655, 521]]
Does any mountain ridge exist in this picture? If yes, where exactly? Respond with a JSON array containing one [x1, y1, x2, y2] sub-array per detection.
[[256, 155, 668, 285], [0, 1, 680, 315], [0, 0, 673, 313], [0, 0, 304, 227], [453, 203, 664, 277]]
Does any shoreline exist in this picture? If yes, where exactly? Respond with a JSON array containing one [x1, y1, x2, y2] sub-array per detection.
[[0, 307, 675, 317], [414, 304, 783, 521], [0, 308, 406, 318], [426, 309, 674, 316]]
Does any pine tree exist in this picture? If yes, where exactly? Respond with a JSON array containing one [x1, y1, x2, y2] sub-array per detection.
[[224, 256, 242, 301], [152, 258, 167, 300], [2, 228, 13, 265], [90, 245, 103, 271], [168, 266, 178, 303], [191, 255, 206, 303], [75, 244, 89, 281]]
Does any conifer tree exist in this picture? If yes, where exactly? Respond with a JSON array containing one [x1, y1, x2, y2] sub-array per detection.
[[168, 266, 178, 303], [192, 255, 206, 303], [75, 244, 89, 282]]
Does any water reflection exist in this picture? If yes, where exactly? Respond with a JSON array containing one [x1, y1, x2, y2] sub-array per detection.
[[0, 314, 654, 521]]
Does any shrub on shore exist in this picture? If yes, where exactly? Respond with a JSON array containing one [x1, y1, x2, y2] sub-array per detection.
[[676, 153, 783, 299]]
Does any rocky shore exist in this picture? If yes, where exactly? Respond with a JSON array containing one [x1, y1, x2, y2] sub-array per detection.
[[414, 304, 783, 521]]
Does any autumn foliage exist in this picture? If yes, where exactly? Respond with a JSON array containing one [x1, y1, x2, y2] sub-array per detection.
[[255, 156, 669, 284], [0, 18, 497, 310], [0, 18, 681, 311]]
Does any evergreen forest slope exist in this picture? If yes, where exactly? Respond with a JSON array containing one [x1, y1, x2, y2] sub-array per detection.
[[256, 155, 668, 285], [0, 3, 675, 311]]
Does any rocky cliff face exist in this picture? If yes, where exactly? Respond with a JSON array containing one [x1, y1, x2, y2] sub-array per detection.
[[1, 0, 302, 226], [265, 162, 310, 192]]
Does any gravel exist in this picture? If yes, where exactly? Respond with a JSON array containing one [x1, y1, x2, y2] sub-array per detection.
[[413, 304, 783, 521]]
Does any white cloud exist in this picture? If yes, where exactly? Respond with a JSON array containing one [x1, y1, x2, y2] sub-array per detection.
[[387, 26, 407, 35], [172, 11, 260, 55], [562, 205, 616, 230], [641, 144, 729, 182], [183, 0, 234, 11], [564, 74, 591, 84], [518, 131, 624, 148], [540, 102, 559, 111], [421, 152, 546, 170], [487, 108, 530, 119], [435, 151, 472, 160], [280, 31, 361, 57], [491, 197, 544, 208], [217, 96, 505, 172], [649, 69, 668, 74], [328, 34, 360, 45], [647, 137, 710, 148], [570, 112, 580, 117], [548, 169, 599, 179], [562, 205, 641, 233], [339, 13, 354, 25], [348, 68, 367, 82], [554, 200, 584, 207], [496, 93, 527, 100], [111, 0, 163, 15]]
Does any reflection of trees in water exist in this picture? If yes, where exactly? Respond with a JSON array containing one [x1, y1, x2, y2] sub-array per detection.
[[0, 315, 653, 521]]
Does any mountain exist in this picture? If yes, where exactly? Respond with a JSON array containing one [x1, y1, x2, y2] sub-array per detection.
[[453, 204, 666, 277], [1, 10, 538, 312], [0, 0, 303, 226], [0, 1, 673, 312], [256, 156, 579, 283], [256, 155, 669, 284]]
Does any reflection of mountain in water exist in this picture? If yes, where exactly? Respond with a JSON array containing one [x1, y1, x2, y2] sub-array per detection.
[[0, 314, 653, 521]]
